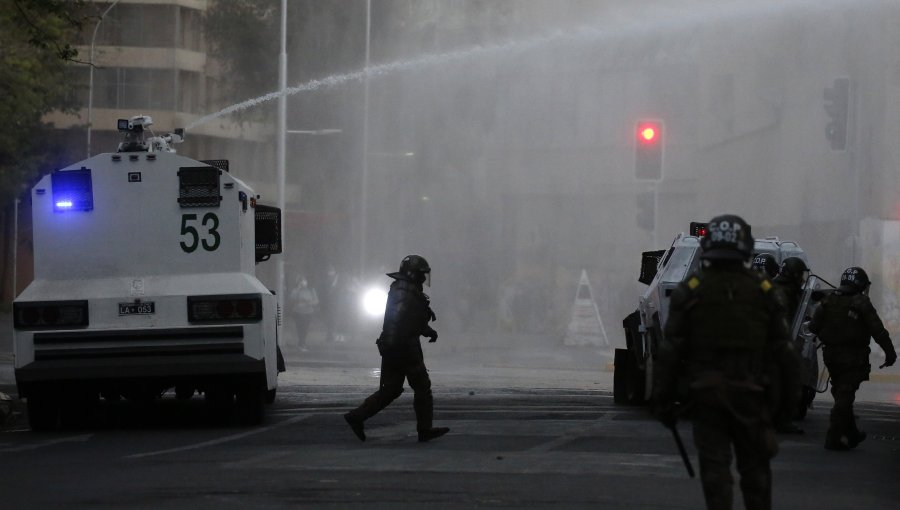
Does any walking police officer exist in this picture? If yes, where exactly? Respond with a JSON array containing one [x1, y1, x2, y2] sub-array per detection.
[[344, 255, 450, 443], [771, 257, 809, 320], [770, 256, 810, 434], [808, 266, 897, 450], [654, 214, 800, 510]]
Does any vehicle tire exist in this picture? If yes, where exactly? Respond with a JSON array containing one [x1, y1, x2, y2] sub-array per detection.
[[627, 358, 647, 404], [265, 387, 276, 404], [27, 394, 60, 432], [59, 391, 99, 430], [236, 377, 265, 426], [614, 349, 631, 404], [614, 348, 647, 405]]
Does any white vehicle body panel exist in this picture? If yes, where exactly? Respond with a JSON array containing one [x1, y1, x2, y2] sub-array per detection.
[[14, 150, 280, 397]]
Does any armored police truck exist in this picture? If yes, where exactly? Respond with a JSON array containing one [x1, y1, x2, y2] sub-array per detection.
[[615, 222, 808, 405], [13, 116, 283, 429]]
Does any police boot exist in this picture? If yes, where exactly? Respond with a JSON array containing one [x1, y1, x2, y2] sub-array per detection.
[[824, 428, 850, 451], [848, 417, 866, 448], [413, 393, 448, 442], [418, 427, 450, 443], [343, 412, 366, 442]]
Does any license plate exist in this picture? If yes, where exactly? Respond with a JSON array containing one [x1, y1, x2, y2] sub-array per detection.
[[119, 302, 155, 315]]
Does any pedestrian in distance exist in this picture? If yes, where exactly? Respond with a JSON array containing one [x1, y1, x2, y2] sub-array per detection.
[[344, 255, 450, 443], [808, 266, 897, 451], [653, 214, 801, 510], [288, 272, 318, 351], [321, 265, 358, 344]]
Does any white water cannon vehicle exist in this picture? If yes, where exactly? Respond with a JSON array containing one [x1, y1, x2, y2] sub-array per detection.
[[614, 222, 813, 405], [13, 116, 284, 429]]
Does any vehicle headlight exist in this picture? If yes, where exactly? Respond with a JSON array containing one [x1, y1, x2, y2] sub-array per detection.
[[361, 287, 388, 317]]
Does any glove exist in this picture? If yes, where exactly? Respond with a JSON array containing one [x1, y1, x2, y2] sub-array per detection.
[[880, 350, 897, 369], [427, 331, 438, 343]]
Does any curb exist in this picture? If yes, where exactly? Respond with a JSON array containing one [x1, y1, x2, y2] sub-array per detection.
[[870, 372, 900, 383]]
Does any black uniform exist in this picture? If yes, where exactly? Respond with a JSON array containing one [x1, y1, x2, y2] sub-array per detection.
[[771, 257, 809, 323], [808, 285, 897, 450], [344, 260, 448, 443], [771, 276, 802, 323], [769, 273, 808, 431], [654, 214, 799, 510]]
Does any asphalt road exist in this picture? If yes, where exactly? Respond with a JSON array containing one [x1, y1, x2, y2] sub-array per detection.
[[0, 345, 899, 510]]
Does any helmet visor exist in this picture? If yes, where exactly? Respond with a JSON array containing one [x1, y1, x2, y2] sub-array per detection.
[[424, 271, 431, 287]]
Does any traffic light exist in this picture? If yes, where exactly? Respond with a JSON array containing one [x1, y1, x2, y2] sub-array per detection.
[[689, 222, 708, 237], [636, 191, 655, 231], [824, 77, 849, 151], [635, 120, 663, 180]]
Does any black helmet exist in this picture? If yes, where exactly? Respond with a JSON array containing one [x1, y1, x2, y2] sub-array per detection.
[[839, 266, 870, 293], [751, 253, 779, 278], [700, 214, 753, 261], [397, 254, 431, 286], [780, 257, 809, 283]]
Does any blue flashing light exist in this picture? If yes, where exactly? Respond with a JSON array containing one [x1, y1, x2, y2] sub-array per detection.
[[51, 167, 93, 212]]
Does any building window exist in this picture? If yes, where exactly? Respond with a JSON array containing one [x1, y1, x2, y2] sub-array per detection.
[[92, 67, 175, 110], [178, 7, 203, 51], [177, 71, 201, 113], [79, 3, 203, 52], [88, 3, 176, 48]]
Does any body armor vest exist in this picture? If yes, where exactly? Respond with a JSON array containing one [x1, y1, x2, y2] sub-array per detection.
[[687, 271, 771, 352], [378, 278, 433, 354], [815, 294, 870, 348], [681, 269, 777, 384]]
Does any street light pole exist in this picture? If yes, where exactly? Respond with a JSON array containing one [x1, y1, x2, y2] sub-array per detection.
[[277, 0, 288, 311], [12, 199, 19, 300], [360, 0, 371, 277], [86, 0, 121, 159]]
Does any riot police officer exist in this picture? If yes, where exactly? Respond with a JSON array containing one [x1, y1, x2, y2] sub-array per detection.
[[654, 214, 800, 510], [770, 256, 810, 434], [751, 253, 779, 279], [772, 257, 809, 320], [808, 267, 897, 451], [344, 255, 450, 443]]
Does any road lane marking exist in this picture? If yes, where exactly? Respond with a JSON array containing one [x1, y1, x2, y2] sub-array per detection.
[[125, 414, 312, 459], [525, 412, 626, 452], [0, 433, 93, 452]]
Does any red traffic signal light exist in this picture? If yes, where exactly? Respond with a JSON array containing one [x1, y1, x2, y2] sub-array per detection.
[[635, 120, 663, 180], [638, 123, 659, 144], [689, 222, 708, 237]]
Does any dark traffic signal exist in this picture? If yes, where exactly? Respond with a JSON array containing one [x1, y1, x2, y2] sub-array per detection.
[[636, 190, 655, 231], [635, 120, 663, 180], [824, 77, 849, 151]]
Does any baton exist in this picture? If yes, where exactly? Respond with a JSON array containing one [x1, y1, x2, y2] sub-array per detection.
[[669, 423, 695, 478]]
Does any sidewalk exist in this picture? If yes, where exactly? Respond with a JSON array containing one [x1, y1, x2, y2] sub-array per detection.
[[281, 329, 616, 372]]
